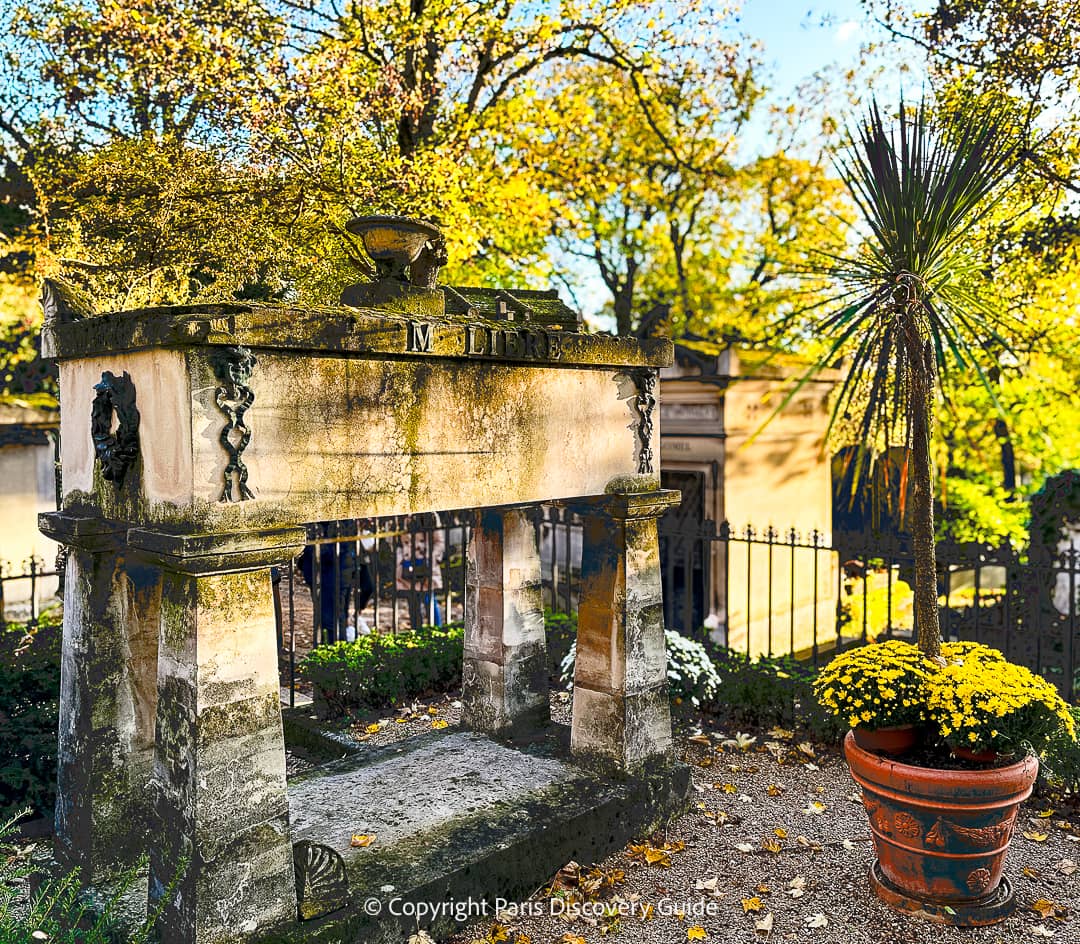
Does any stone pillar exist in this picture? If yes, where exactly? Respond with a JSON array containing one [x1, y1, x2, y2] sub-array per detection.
[[462, 507, 550, 738], [39, 512, 161, 880], [128, 526, 306, 944], [569, 490, 681, 769]]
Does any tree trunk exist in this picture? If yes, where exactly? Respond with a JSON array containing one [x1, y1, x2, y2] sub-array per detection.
[[910, 355, 942, 659]]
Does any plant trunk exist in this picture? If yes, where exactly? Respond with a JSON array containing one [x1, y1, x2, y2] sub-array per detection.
[[911, 364, 942, 659]]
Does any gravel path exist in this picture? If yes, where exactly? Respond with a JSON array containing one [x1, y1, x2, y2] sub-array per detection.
[[312, 691, 1078, 944]]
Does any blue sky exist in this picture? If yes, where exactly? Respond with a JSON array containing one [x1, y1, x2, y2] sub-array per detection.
[[577, 0, 899, 326], [733, 0, 872, 100]]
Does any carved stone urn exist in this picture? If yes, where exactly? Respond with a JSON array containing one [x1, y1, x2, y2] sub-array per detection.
[[844, 732, 1038, 926], [341, 215, 447, 313]]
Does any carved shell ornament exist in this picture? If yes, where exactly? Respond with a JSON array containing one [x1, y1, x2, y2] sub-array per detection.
[[293, 840, 349, 921], [90, 371, 140, 485]]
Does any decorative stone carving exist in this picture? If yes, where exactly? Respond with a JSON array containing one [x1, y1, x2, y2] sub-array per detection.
[[91, 371, 140, 485], [629, 368, 657, 474], [41, 277, 94, 325], [410, 232, 448, 289], [340, 216, 447, 315], [209, 346, 257, 502], [293, 840, 349, 920]]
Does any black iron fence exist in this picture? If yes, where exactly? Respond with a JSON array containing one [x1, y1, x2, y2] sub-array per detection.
[[657, 520, 1080, 702], [0, 556, 61, 629], [7, 510, 1080, 704]]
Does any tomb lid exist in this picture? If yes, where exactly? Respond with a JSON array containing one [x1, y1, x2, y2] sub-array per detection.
[[40, 299, 671, 370]]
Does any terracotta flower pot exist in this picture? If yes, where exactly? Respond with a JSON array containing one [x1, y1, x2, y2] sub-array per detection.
[[844, 731, 1038, 926], [852, 724, 919, 755], [949, 744, 1012, 764]]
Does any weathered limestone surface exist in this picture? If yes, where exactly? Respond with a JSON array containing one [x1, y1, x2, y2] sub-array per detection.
[[59, 349, 660, 527], [280, 729, 691, 944], [570, 491, 681, 769], [40, 514, 159, 880], [42, 286, 680, 944], [132, 529, 304, 944], [462, 508, 549, 737]]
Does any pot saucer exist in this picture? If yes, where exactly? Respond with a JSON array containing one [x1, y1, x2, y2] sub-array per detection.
[[868, 860, 1015, 926]]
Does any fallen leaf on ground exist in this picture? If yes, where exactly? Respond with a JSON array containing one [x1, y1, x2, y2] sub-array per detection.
[[767, 727, 794, 740], [797, 742, 816, 758], [1031, 926, 1055, 938], [722, 732, 757, 751], [1055, 859, 1079, 876], [1035, 808, 1056, 818], [364, 723, 380, 734], [1024, 831, 1050, 843], [350, 834, 376, 847], [560, 935, 587, 944], [1023, 866, 1042, 879], [774, 827, 788, 839], [735, 842, 755, 853], [695, 876, 720, 895], [721, 783, 738, 794], [407, 934, 435, 944], [741, 897, 763, 913], [688, 734, 712, 746], [687, 927, 707, 941], [766, 784, 784, 798], [787, 876, 806, 898], [432, 719, 448, 729], [805, 913, 828, 928], [1032, 899, 1057, 919], [803, 801, 827, 815], [761, 838, 782, 854], [754, 912, 774, 934]]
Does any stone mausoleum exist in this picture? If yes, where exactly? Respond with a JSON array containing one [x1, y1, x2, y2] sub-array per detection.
[[38, 217, 689, 943]]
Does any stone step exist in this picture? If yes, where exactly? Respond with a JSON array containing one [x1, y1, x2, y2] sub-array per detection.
[[269, 727, 690, 943]]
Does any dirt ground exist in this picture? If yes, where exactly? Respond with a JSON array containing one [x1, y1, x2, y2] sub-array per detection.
[[331, 693, 1080, 944]]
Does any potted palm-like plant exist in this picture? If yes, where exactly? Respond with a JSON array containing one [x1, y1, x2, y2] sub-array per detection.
[[800, 99, 1075, 926]]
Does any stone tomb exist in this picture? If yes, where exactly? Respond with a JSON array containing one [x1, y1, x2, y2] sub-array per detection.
[[39, 230, 687, 943]]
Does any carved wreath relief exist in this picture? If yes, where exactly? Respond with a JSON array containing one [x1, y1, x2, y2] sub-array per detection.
[[630, 368, 657, 475], [91, 370, 140, 485], [210, 346, 257, 502]]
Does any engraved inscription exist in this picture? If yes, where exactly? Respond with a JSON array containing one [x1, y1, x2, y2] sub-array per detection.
[[405, 320, 564, 361]]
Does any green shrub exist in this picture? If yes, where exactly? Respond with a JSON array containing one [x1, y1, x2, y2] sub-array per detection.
[[559, 628, 722, 708], [0, 618, 61, 820], [1039, 706, 1080, 792], [701, 646, 846, 744], [302, 612, 586, 718], [545, 611, 577, 679], [300, 623, 465, 717]]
